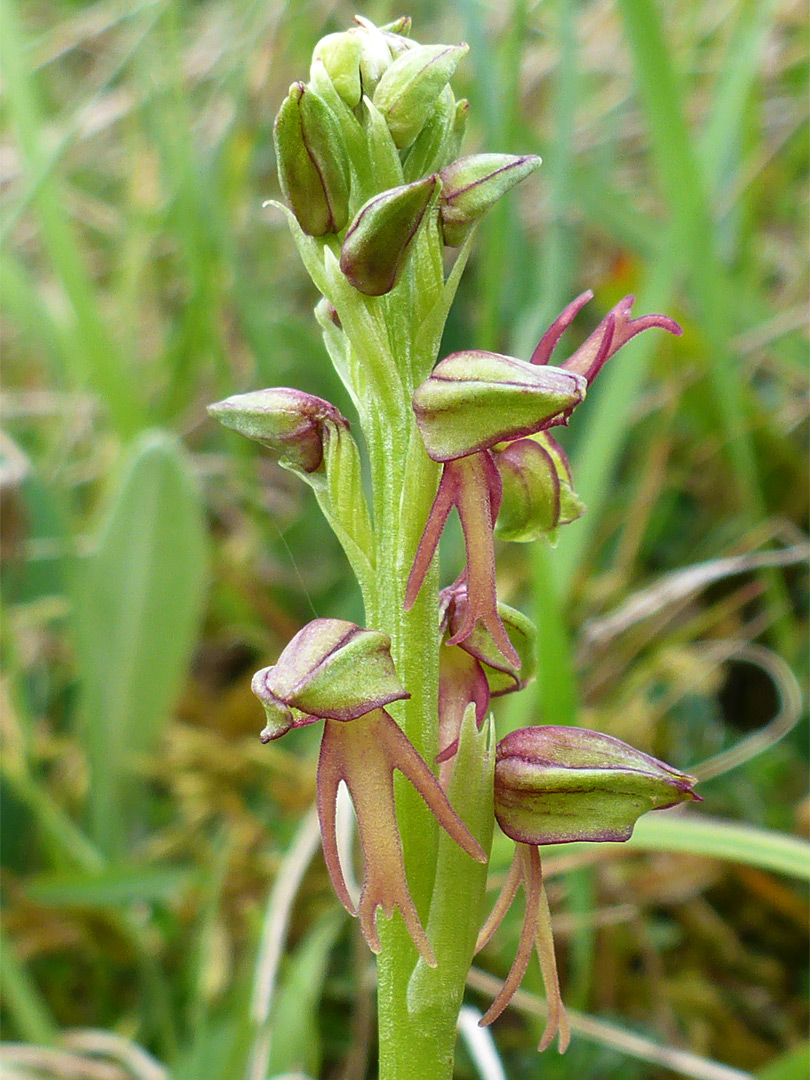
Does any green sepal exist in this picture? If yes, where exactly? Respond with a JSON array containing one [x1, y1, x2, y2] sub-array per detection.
[[493, 432, 585, 544], [339, 175, 439, 296], [373, 43, 469, 149], [439, 153, 542, 246], [494, 726, 700, 847], [412, 351, 586, 462], [401, 85, 457, 182], [253, 619, 409, 735], [310, 31, 366, 107], [208, 387, 348, 473]]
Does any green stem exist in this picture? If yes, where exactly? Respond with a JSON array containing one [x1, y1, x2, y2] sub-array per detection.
[[358, 290, 486, 1079]]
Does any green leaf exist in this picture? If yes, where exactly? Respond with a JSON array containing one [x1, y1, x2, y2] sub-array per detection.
[[0, 927, 58, 1044], [73, 431, 208, 856], [26, 865, 195, 907], [265, 913, 343, 1077], [757, 1043, 810, 1080], [629, 813, 810, 881]]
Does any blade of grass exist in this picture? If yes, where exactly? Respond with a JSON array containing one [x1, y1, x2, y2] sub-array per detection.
[[616, 0, 761, 512], [0, 928, 59, 1045], [467, 966, 755, 1080], [618, 0, 794, 655], [0, 0, 166, 248], [459, 0, 531, 351], [265, 913, 343, 1078], [513, 0, 580, 358], [1, 0, 147, 436], [628, 812, 810, 880], [554, 247, 680, 594], [699, 0, 782, 198], [527, 541, 579, 726], [25, 865, 194, 907], [545, 812, 810, 882], [131, 4, 230, 411], [0, 767, 179, 1059], [457, 1005, 506, 1080]]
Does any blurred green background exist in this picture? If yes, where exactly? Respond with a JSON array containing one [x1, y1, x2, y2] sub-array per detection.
[[1, 0, 808, 1078]]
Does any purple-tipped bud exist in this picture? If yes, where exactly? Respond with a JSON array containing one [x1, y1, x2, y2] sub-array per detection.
[[381, 22, 415, 59], [340, 175, 438, 296], [274, 82, 350, 237], [373, 42, 469, 149], [439, 154, 542, 246], [492, 432, 584, 544], [207, 388, 349, 474], [494, 726, 700, 847], [252, 619, 409, 741], [532, 293, 683, 385], [413, 352, 586, 462]]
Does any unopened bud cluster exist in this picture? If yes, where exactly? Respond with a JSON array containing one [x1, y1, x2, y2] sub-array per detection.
[[273, 16, 542, 296]]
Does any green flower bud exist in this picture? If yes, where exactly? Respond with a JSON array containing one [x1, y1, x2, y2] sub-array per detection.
[[274, 81, 350, 236], [252, 618, 409, 741], [311, 31, 365, 107], [439, 153, 542, 247], [494, 726, 700, 846], [492, 432, 584, 543], [373, 43, 469, 149], [353, 18, 395, 95], [208, 387, 348, 474], [339, 175, 438, 296], [412, 351, 586, 462]]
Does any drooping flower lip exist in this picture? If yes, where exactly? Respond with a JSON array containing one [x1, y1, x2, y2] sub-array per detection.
[[494, 725, 700, 847]]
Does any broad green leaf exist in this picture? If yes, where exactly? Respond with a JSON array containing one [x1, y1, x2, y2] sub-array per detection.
[[73, 431, 208, 855]]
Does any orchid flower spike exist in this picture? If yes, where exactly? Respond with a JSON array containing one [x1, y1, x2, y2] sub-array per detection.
[[477, 726, 700, 1052], [406, 352, 586, 664], [251, 618, 487, 965]]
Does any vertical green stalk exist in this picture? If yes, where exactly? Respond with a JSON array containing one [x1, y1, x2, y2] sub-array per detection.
[[363, 284, 459, 1080]]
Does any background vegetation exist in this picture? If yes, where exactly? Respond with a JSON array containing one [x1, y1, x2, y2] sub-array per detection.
[[1, 0, 808, 1077]]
